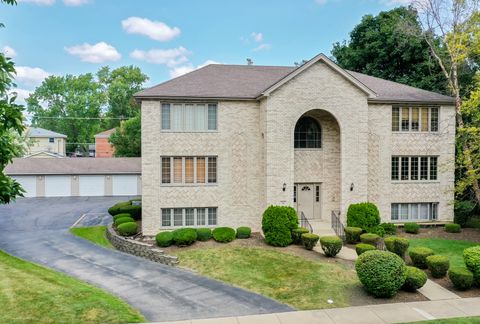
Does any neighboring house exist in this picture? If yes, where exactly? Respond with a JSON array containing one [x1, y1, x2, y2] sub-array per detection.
[[94, 128, 116, 158], [6, 158, 141, 197], [27, 127, 67, 157], [135, 53, 455, 236]]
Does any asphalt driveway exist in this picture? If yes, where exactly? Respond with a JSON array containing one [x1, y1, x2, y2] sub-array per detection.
[[0, 197, 292, 322]]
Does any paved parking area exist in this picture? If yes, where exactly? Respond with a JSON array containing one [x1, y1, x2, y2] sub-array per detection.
[[0, 197, 292, 322]]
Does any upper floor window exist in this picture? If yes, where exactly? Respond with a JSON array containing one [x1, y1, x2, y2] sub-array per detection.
[[161, 103, 217, 131], [294, 116, 321, 148], [161, 156, 217, 185], [392, 107, 439, 132], [391, 156, 438, 181], [48, 138, 55, 143]]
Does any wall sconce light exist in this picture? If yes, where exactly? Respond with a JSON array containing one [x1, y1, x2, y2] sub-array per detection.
[[106, 175, 111, 180], [350, 183, 354, 191], [282, 183, 286, 191], [73, 176, 77, 180]]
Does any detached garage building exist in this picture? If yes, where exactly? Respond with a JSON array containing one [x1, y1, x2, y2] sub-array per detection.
[[6, 158, 141, 197]]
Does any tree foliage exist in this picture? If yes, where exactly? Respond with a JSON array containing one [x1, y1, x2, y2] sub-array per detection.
[[109, 115, 141, 157], [0, 0, 25, 204]]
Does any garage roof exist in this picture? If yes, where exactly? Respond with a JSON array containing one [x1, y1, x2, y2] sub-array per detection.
[[5, 158, 141, 175]]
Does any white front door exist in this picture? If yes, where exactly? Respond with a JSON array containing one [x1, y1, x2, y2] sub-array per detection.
[[296, 183, 321, 220]]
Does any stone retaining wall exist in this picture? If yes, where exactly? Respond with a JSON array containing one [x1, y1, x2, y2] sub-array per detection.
[[106, 225, 179, 266]]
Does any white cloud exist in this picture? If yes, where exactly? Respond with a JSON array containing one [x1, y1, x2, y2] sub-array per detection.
[[169, 60, 220, 78], [315, 0, 328, 4], [18, 0, 55, 5], [2, 46, 17, 58], [253, 43, 271, 52], [63, 0, 90, 6], [251, 32, 263, 42], [130, 47, 190, 67], [122, 17, 181, 42], [15, 66, 51, 85], [65, 42, 121, 63]]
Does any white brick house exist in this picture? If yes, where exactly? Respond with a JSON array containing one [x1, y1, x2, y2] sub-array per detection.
[[135, 53, 455, 236]]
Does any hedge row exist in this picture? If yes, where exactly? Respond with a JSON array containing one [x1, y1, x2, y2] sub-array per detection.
[[155, 226, 251, 247]]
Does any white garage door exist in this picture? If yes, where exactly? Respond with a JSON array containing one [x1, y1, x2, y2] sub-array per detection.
[[12, 176, 36, 197], [45, 176, 71, 197], [79, 175, 105, 196], [112, 175, 138, 196]]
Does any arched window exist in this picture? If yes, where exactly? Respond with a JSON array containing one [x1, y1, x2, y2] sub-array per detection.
[[294, 116, 321, 148]]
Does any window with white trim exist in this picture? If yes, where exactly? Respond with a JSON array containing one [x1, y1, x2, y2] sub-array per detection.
[[391, 156, 438, 181], [161, 156, 217, 185], [161, 207, 218, 227], [391, 203, 438, 221], [161, 103, 217, 131], [392, 107, 439, 132]]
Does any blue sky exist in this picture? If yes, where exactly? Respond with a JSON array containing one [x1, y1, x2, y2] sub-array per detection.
[[1, 0, 405, 103]]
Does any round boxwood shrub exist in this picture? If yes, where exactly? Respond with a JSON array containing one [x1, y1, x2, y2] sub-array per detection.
[[114, 216, 135, 227], [384, 236, 409, 259], [319, 236, 342, 257], [366, 225, 386, 237], [236, 227, 251, 239], [404, 222, 420, 234], [196, 228, 212, 241], [117, 222, 138, 236], [409, 247, 435, 269], [302, 233, 320, 251], [464, 246, 480, 286], [172, 228, 197, 246], [346, 202, 380, 230], [360, 233, 380, 246], [381, 222, 397, 235], [292, 227, 310, 245], [427, 255, 450, 278], [108, 201, 131, 216], [344, 227, 363, 244], [448, 267, 474, 290], [402, 266, 427, 292], [212, 227, 236, 243], [445, 223, 461, 233], [356, 243, 376, 256], [113, 213, 131, 221], [155, 231, 173, 247], [117, 204, 142, 220], [261, 206, 298, 247], [355, 250, 407, 298]]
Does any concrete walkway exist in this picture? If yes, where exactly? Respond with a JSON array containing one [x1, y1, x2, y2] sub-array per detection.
[[418, 279, 461, 301], [154, 297, 480, 324]]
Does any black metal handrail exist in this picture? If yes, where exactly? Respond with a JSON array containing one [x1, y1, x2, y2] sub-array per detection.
[[331, 210, 346, 241], [300, 211, 313, 233]]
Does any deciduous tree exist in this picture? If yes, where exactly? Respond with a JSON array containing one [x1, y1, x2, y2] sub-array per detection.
[[109, 115, 141, 157]]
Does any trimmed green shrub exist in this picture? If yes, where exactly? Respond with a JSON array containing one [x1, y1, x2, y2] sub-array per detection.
[[117, 222, 138, 236], [427, 255, 450, 278], [356, 243, 376, 256], [113, 213, 131, 221], [196, 228, 212, 241], [466, 218, 480, 229], [292, 227, 310, 245], [360, 233, 380, 246], [402, 266, 427, 292], [404, 222, 420, 234], [155, 231, 173, 247], [344, 227, 363, 244], [384, 236, 409, 259], [117, 204, 141, 220], [366, 225, 385, 237], [212, 227, 236, 243], [346, 202, 380, 230], [236, 227, 251, 239], [355, 250, 407, 298], [302, 233, 320, 251], [409, 247, 435, 269], [448, 267, 474, 290], [454, 200, 475, 227], [108, 201, 131, 216], [261, 206, 298, 247], [464, 246, 480, 286], [172, 228, 197, 246], [381, 222, 397, 235], [445, 223, 461, 233], [114, 216, 135, 227], [319, 236, 342, 257]]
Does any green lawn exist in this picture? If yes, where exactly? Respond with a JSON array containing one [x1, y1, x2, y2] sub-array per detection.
[[409, 238, 479, 268], [0, 249, 144, 323], [408, 317, 480, 323], [174, 246, 359, 310], [70, 226, 113, 248]]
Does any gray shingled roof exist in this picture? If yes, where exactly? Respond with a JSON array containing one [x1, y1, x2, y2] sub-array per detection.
[[5, 158, 141, 175], [135, 63, 454, 103], [27, 127, 67, 138]]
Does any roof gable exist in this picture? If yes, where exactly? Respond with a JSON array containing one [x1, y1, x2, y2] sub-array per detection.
[[27, 127, 67, 138]]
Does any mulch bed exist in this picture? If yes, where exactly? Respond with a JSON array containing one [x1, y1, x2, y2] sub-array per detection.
[[397, 226, 480, 242], [430, 275, 480, 298]]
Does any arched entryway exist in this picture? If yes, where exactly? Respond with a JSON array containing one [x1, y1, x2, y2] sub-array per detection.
[[293, 109, 341, 224]]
